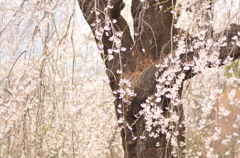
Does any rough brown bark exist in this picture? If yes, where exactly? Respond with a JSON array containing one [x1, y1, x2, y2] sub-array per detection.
[[78, 0, 240, 157]]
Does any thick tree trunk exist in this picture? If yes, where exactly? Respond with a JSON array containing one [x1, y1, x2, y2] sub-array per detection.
[[78, 0, 240, 157]]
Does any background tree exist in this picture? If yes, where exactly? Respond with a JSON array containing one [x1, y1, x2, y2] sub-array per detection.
[[0, 0, 123, 157], [78, 0, 240, 157]]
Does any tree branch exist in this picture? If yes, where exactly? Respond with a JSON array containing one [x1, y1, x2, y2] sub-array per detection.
[[78, 0, 136, 91], [131, 0, 176, 61], [179, 24, 240, 80]]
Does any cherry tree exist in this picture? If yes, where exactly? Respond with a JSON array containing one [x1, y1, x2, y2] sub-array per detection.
[[78, 0, 240, 157], [1, 0, 240, 157]]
